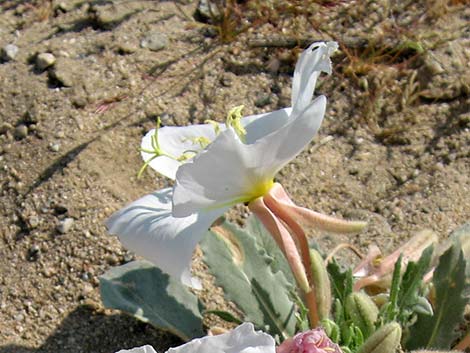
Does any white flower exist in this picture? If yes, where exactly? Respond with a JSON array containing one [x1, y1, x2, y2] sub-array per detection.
[[107, 41, 364, 291], [115, 322, 276, 353]]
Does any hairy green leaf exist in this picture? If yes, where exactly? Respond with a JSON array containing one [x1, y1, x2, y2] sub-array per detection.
[[385, 254, 403, 322], [100, 260, 204, 341], [200, 216, 296, 340], [406, 243, 469, 349], [398, 246, 433, 316], [327, 260, 353, 304]]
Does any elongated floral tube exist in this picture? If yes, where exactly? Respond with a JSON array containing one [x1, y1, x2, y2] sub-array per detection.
[[265, 183, 367, 235], [249, 197, 310, 293]]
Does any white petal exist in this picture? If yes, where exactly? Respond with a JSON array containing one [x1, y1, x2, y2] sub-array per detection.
[[173, 97, 326, 217], [242, 108, 291, 144], [166, 323, 276, 353], [141, 124, 219, 180], [291, 41, 338, 115], [106, 188, 226, 288], [173, 128, 270, 217], [116, 346, 158, 353]]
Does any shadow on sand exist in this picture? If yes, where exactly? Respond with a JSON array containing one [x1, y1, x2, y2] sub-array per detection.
[[0, 304, 182, 353]]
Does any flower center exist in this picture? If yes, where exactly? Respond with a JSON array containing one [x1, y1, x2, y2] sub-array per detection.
[[248, 178, 275, 201]]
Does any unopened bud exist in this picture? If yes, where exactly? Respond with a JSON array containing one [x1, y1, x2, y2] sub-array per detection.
[[345, 292, 379, 338], [357, 322, 402, 353], [310, 249, 332, 320]]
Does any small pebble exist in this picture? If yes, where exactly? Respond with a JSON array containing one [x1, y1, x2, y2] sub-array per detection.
[[0, 122, 13, 134], [14, 124, 28, 139], [141, 32, 169, 52], [105, 254, 119, 266], [42, 267, 56, 278], [1, 44, 18, 61], [117, 43, 138, 55], [28, 215, 40, 229], [27, 245, 41, 261], [36, 53, 56, 70], [80, 283, 94, 297], [49, 143, 60, 152], [254, 94, 271, 108], [220, 73, 233, 87], [57, 217, 74, 234]]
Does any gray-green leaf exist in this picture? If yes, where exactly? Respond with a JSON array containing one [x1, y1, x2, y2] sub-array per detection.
[[100, 260, 204, 341], [201, 216, 296, 340]]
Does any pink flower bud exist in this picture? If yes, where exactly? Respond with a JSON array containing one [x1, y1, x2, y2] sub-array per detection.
[[277, 328, 342, 353]]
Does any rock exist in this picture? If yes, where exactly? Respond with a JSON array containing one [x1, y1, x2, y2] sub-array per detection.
[[27, 245, 40, 261], [105, 254, 119, 265], [49, 143, 60, 152], [254, 94, 272, 108], [140, 32, 169, 52], [55, 2, 71, 13], [42, 266, 57, 278], [117, 43, 138, 55], [0, 122, 13, 134], [49, 58, 76, 87], [220, 73, 233, 87], [1, 44, 18, 62], [80, 283, 94, 297], [27, 215, 40, 229], [194, 0, 223, 23], [36, 53, 56, 70], [14, 124, 28, 139], [93, 5, 132, 30], [71, 94, 87, 108], [57, 217, 74, 234]]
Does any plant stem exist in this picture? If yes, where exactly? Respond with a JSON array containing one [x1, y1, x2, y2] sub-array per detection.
[[304, 289, 320, 328]]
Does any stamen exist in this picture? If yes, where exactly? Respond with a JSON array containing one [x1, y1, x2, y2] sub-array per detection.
[[138, 117, 178, 177], [225, 105, 247, 142], [182, 136, 211, 149], [204, 119, 221, 136]]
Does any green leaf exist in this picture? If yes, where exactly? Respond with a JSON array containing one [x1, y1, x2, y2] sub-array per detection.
[[398, 246, 433, 314], [406, 243, 469, 350], [385, 254, 403, 322], [327, 259, 353, 304], [100, 260, 204, 341], [200, 216, 296, 340]]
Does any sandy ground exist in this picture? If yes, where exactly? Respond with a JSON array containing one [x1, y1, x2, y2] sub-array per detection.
[[0, 0, 469, 352]]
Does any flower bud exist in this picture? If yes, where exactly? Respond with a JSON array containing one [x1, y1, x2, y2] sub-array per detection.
[[345, 292, 379, 338], [277, 328, 342, 353], [309, 249, 332, 320], [357, 322, 401, 353]]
